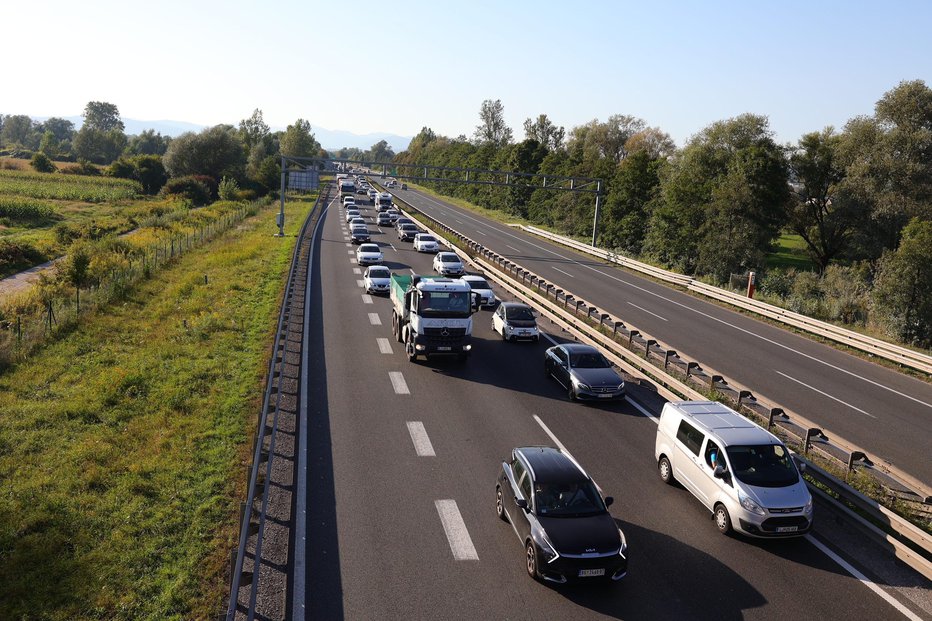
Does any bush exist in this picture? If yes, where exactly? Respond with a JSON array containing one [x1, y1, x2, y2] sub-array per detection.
[[30, 152, 56, 173], [0, 239, 46, 273], [131, 155, 167, 195], [218, 176, 240, 201], [192, 174, 218, 200], [107, 158, 136, 179], [759, 268, 796, 299], [59, 159, 101, 176], [159, 176, 211, 206]]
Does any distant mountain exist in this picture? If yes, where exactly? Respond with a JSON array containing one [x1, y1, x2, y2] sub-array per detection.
[[30, 115, 411, 152]]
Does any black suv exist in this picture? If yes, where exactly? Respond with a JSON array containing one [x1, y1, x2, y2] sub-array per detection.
[[497, 446, 627, 584]]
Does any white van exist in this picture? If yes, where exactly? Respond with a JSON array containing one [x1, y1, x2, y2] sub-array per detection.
[[654, 401, 812, 537]]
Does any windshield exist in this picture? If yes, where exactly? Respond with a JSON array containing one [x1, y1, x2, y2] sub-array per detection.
[[440, 255, 460, 263], [534, 480, 606, 517], [359, 245, 379, 253], [418, 290, 471, 317], [368, 269, 389, 278], [725, 444, 799, 488], [466, 279, 490, 289], [506, 306, 534, 320], [419, 236, 436, 243], [570, 352, 611, 368]]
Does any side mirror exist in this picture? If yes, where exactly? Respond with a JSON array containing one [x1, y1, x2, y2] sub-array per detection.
[[472, 292, 482, 313], [798, 462, 807, 473], [713, 465, 726, 479], [604, 496, 614, 507], [515, 498, 528, 511]]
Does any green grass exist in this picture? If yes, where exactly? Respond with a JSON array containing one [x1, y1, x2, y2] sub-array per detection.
[[0, 169, 140, 202], [765, 232, 817, 271], [0, 194, 315, 619]]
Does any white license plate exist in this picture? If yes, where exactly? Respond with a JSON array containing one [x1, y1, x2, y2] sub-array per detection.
[[598, 393, 612, 398], [437, 346, 451, 351], [776, 526, 798, 533], [578, 568, 605, 577]]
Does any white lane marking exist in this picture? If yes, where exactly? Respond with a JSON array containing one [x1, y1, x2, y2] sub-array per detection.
[[474, 229, 487, 236], [804, 534, 923, 621], [506, 244, 521, 252], [389, 371, 410, 394], [406, 421, 436, 456], [350, 258, 357, 264], [344, 242, 352, 247], [368, 313, 382, 326], [362, 294, 374, 304], [776, 371, 876, 418], [389, 244, 397, 251], [435, 500, 479, 561], [542, 331, 559, 346], [377, 337, 392, 353], [409, 268, 417, 275], [347, 249, 354, 254], [628, 301, 668, 322], [552, 266, 575, 278], [533, 414, 575, 462], [454, 218, 464, 224], [343, 236, 350, 241], [356, 279, 365, 288], [628, 397, 660, 423], [353, 267, 362, 275]]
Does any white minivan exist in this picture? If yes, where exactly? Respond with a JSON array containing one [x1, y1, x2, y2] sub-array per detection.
[[654, 401, 812, 537]]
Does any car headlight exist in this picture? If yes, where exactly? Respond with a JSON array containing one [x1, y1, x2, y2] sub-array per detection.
[[617, 383, 625, 391], [618, 528, 627, 559], [738, 489, 766, 515], [572, 377, 590, 391], [804, 496, 813, 514], [531, 523, 560, 564]]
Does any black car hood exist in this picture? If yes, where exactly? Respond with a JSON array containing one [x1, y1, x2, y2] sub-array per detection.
[[538, 512, 620, 555], [571, 367, 622, 388]]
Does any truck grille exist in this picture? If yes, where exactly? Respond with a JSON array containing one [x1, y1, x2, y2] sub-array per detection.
[[423, 327, 467, 345]]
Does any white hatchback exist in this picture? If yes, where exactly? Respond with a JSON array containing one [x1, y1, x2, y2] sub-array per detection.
[[345, 209, 361, 223], [433, 251, 465, 276], [342, 196, 356, 208], [356, 243, 383, 265], [413, 234, 439, 253], [461, 274, 497, 308], [363, 265, 392, 294]]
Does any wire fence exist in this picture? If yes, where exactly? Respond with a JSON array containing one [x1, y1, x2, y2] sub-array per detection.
[[0, 200, 270, 368]]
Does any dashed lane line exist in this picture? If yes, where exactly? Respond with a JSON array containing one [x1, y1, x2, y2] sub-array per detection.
[[406, 421, 436, 457], [435, 500, 479, 561], [389, 371, 409, 395]]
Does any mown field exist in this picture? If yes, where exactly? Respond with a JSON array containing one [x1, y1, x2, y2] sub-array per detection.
[[0, 163, 144, 278], [0, 193, 316, 619]]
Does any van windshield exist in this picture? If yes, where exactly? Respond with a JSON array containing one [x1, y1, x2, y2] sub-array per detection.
[[725, 444, 799, 488]]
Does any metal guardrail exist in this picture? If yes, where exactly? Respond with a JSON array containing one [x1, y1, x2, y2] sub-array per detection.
[[225, 189, 326, 621], [379, 185, 932, 579], [517, 225, 932, 375]]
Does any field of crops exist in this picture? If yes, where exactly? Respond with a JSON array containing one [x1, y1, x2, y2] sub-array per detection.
[[0, 169, 140, 203]]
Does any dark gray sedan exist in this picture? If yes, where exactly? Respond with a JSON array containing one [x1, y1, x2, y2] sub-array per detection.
[[544, 343, 625, 401]]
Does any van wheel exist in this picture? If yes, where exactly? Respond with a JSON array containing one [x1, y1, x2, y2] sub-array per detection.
[[714, 504, 732, 535], [658, 456, 674, 485]]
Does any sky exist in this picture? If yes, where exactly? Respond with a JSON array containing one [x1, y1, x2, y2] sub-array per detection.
[[4, 0, 931, 147]]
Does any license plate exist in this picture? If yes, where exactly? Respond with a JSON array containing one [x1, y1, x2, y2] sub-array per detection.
[[776, 526, 798, 533], [437, 346, 451, 351], [578, 568, 605, 577], [599, 393, 612, 398]]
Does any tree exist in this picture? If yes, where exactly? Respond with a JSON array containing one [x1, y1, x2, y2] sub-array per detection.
[[0, 114, 33, 147], [162, 125, 246, 181], [131, 155, 167, 194], [30, 152, 56, 173], [569, 115, 647, 163], [279, 119, 321, 157], [601, 150, 663, 254], [82, 101, 124, 132], [523, 114, 565, 151], [39, 117, 75, 143], [63, 244, 92, 314], [624, 127, 676, 160], [474, 99, 513, 146], [126, 129, 170, 156], [872, 218, 932, 347], [72, 128, 127, 164], [239, 108, 270, 149], [788, 128, 861, 271], [366, 140, 395, 162]]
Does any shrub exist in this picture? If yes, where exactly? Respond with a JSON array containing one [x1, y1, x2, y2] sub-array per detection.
[[131, 155, 167, 195], [821, 265, 869, 324], [107, 158, 136, 179], [218, 176, 240, 201], [759, 268, 795, 299], [30, 152, 56, 173], [159, 176, 211, 206], [192, 174, 218, 200], [0, 239, 46, 273], [237, 188, 258, 201]]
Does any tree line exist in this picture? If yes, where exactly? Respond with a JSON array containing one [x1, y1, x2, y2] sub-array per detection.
[[394, 82, 932, 347]]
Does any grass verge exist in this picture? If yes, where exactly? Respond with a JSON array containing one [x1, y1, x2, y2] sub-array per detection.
[[0, 193, 315, 619]]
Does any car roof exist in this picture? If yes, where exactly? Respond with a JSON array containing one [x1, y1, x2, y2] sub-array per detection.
[[500, 301, 528, 308], [461, 275, 486, 282], [558, 343, 599, 354], [516, 447, 589, 485]]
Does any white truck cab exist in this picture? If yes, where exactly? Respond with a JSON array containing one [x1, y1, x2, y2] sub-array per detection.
[[655, 401, 812, 537]]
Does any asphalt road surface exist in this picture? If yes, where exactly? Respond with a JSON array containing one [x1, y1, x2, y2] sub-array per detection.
[[298, 193, 930, 620]]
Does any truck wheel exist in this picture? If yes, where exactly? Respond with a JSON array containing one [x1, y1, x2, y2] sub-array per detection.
[[407, 346, 417, 362]]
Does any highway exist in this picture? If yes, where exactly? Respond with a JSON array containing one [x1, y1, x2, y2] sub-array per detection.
[[389, 186, 932, 483], [297, 191, 930, 620]]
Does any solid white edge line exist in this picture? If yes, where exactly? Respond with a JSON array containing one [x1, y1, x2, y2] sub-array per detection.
[[389, 371, 410, 394], [552, 266, 575, 278], [406, 421, 436, 457], [628, 301, 668, 322], [532, 414, 573, 460], [804, 534, 923, 621], [628, 397, 660, 424], [435, 499, 479, 560], [777, 371, 876, 418]]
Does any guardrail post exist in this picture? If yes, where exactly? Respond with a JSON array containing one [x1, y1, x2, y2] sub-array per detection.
[[710, 374, 723, 389], [599, 313, 610, 327], [686, 361, 699, 379], [846, 451, 872, 482], [613, 321, 624, 337], [804, 428, 826, 455], [628, 330, 640, 347], [575, 300, 584, 316], [737, 390, 753, 407], [664, 350, 677, 369], [767, 408, 785, 429], [645, 339, 657, 358]]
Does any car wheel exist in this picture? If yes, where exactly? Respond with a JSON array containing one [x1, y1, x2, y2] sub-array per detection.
[[714, 504, 732, 535], [658, 456, 674, 485], [568, 386, 576, 401], [525, 541, 540, 580], [496, 486, 507, 522]]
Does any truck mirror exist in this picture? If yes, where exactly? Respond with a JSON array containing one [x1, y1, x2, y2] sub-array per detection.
[[472, 292, 481, 312]]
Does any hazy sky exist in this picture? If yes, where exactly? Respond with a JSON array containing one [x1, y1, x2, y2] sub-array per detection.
[[5, 0, 930, 146]]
